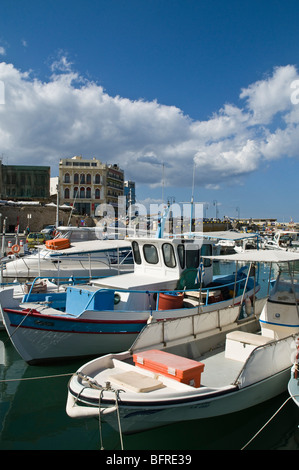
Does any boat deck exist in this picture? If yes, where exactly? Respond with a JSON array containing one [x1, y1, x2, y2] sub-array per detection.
[[90, 347, 243, 396], [197, 347, 243, 388]]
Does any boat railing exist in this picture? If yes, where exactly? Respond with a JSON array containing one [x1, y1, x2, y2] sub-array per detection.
[[1, 249, 133, 280], [21, 273, 253, 310], [234, 333, 297, 388]]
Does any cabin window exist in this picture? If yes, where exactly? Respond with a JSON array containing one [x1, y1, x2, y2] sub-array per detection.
[[270, 271, 299, 304], [201, 244, 212, 267], [143, 244, 159, 264], [185, 245, 199, 268], [132, 241, 141, 264], [162, 243, 176, 268], [177, 244, 185, 269]]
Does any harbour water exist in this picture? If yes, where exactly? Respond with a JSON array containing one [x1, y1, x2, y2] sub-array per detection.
[[1, 262, 299, 451]]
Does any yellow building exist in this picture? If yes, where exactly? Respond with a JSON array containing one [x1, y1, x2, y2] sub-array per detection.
[[59, 156, 124, 217]]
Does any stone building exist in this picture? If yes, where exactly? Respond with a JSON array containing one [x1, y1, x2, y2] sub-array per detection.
[[0, 163, 50, 200]]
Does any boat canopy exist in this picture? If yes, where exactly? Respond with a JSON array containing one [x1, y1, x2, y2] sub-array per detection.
[[203, 249, 299, 263], [199, 231, 260, 241]]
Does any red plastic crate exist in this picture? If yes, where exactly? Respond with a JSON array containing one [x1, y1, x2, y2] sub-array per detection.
[[133, 349, 204, 388]]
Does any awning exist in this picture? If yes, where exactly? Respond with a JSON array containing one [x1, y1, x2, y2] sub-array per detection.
[[203, 249, 299, 263]]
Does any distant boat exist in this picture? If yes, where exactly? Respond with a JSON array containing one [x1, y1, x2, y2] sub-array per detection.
[[263, 230, 299, 252], [66, 249, 299, 435]]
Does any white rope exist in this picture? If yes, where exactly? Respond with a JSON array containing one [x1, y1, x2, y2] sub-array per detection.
[[241, 395, 298, 450], [0, 372, 73, 383], [98, 387, 124, 451]]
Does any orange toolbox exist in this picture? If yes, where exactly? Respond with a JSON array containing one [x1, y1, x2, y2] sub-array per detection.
[[133, 349, 205, 388]]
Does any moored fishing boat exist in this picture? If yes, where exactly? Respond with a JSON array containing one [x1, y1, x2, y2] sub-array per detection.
[[1, 226, 134, 282], [1, 237, 259, 364], [66, 249, 299, 435]]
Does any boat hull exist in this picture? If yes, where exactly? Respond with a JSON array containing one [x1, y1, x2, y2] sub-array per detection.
[[2, 308, 146, 364], [67, 367, 290, 434], [288, 368, 299, 407]]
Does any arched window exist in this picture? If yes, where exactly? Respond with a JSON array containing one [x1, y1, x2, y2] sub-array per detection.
[[80, 173, 85, 184], [64, 188, 70, 199], [74, 173, 79, 184], [64, 173, 70, 183], [80, 187, 85, 198], [95, 188, 101, 199], [86, 187, 91, 198], [73, 187, 79, 198], [86, 173, 91, 184], [95, 173, 101, 184]]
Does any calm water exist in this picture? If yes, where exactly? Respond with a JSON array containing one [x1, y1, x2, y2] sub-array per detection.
[[1, 262, 299, 451]]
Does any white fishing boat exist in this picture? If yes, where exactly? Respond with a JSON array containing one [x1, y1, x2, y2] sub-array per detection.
[[201, 231, 260, 254], [263, 230, 299, 252], [1, 236, 259, 364], [66, 249, 299, 435], [1, 226, 133, 282]]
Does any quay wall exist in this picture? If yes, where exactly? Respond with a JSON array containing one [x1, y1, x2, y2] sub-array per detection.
[[0, 204, 230, 234]]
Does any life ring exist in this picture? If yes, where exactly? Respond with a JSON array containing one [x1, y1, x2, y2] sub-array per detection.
[[12, 244, 20, 254]]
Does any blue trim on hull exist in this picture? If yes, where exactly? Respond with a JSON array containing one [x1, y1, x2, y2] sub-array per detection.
[[5, 310, 146, 334]]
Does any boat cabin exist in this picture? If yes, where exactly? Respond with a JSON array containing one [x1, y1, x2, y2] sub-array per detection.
[[273, 230, 299, 248], [260, 268, 299, 339], [92, 238, 213, 292]]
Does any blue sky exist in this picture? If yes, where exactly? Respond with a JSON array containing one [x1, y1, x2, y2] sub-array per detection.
[[1, 0, 299, 221]]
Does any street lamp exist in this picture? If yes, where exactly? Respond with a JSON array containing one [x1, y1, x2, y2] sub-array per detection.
[[213, 200, 218, 219]]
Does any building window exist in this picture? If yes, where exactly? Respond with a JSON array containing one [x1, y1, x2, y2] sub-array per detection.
[[95, 188, 101, 199], [95, 174, 101, 184], [74, 173, 79, 184], [86, 187, 91, 198], [86, 173, 91, 184], [64, 173, 70, 183], [80, 187, 85, 198], [73, 187, 79, 198], [80, 173, 85, 184], [64, 188, 70, 199]]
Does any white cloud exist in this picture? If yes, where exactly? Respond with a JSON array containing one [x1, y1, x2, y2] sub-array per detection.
[[0, 60, 299, 191], [0, 47, 6, 56], [240, 65, 298, 124]]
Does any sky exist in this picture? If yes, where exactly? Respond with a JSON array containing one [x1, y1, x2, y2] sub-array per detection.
[[0, 0, 299, 221]]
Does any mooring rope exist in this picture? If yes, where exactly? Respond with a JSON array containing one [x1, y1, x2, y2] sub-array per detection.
[[241, 395, 298, 450], [0, 372, 73, 383]]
